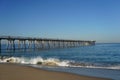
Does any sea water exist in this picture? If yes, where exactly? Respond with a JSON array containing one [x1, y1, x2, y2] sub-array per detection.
[[0, 43, 120, 80]]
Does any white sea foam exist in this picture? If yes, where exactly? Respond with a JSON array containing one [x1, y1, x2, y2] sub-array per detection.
[[0, 56, 120, 70], [69, 64, 120, 70], [0, 56, 70, 67]]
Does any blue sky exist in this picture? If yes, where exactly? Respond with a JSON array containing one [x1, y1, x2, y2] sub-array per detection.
[[0, 0, 120, 43]]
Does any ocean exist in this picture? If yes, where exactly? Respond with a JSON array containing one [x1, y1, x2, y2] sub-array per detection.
[[0, 43, 120, 80]]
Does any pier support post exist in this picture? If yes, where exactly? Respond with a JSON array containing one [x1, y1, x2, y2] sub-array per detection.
[[23, 40, 26, 50], [7, 40, 11, 50], [18, 40, 21, 49], [34, 40, 37, 49], [33, 40, 36, 50], [28, 40, 33, 49], [58, 41, 61, 48], [37, 40, 40, 49], [13, 40, 15, 51], [48, 41, 51, 49], [41, 40, 45, 49], [53, 41, 55, 48], [0, 39, 1, 54]]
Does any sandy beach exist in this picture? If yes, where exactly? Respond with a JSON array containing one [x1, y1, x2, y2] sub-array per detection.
[[0, 63, 111, 80]]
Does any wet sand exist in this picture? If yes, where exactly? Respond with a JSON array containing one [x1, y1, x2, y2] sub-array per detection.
[[0, 63, 112, 80]]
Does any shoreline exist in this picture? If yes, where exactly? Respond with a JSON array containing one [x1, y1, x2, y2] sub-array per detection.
[[0, 63, 112, 80]]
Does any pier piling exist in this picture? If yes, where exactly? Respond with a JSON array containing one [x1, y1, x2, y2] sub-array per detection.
[[0, 39, 1, 54], [0, 36, 95, 51]]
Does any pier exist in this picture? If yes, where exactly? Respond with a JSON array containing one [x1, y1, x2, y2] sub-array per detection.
[[0, 36, 95, 51]]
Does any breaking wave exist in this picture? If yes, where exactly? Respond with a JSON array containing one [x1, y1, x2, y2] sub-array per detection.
[[0, 56, 70, 67], [0, 56, 120, 70]]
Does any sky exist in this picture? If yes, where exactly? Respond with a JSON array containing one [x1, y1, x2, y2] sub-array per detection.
[[0, 0, 120, 43]]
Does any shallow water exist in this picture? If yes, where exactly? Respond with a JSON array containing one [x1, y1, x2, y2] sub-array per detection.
[[31, 64, 120, 80]]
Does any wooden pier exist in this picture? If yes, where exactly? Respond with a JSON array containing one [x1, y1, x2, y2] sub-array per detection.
[[0, 36, 95, 51]]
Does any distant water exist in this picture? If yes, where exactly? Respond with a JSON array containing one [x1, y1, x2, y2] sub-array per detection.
[[0, 43, 120, 80]]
